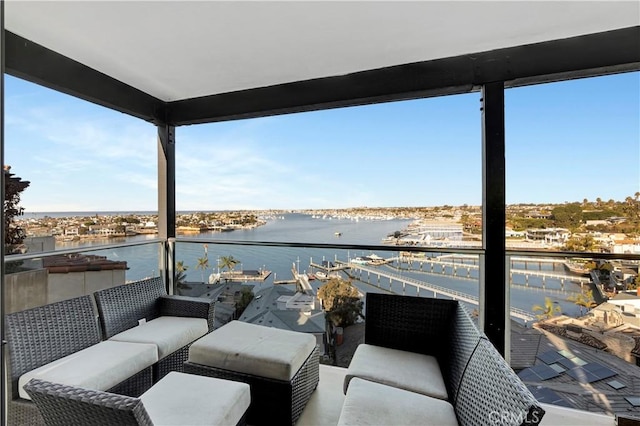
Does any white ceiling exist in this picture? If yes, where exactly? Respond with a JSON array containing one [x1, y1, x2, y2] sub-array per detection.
[[5, 1, 639, 102]]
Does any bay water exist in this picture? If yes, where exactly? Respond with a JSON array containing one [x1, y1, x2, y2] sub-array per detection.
[[55, 212, 584, 320]]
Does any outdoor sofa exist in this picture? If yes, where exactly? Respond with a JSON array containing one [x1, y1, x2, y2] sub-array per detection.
[[4, 277, 214, 425], [93, 276, 215, 380], [338, 293, 546, 426]]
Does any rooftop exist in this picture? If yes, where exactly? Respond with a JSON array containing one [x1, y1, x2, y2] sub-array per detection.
[[42, 254, 128, 273], [511, 321, 640, 417]]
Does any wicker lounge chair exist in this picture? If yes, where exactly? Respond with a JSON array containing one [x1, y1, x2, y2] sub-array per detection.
[[23, 371, 251, 426], [5, 295, 155, 426], [93, 277, 215, 381], [339, 293, 545, 426]]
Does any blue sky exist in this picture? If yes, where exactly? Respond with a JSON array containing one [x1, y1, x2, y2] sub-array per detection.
[[4, 72, 639, 213]]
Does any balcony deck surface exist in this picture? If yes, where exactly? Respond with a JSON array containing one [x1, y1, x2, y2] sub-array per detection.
[[297, 364, 616, 426]]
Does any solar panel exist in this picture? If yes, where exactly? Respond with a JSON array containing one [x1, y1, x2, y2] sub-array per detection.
[[583, 363, 617, 380], [607, 380, 626, 390], [557, 356, 578, 369], [572, 357, 588, 366], [527, 386, 572, 407], [558, 349, 574, 358], [517, 364, 560, 381], [567, 363, 617, 383], [549, 363, 566, 373], [625, 397, 640, 407], [518, 368, 539, 381], [554, 349, 589, 369], [537, 350, 565, 365]]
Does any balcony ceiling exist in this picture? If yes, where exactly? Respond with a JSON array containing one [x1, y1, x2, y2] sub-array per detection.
[[4, 1, 640, 124]]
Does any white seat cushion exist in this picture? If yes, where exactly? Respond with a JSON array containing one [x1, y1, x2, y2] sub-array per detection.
[[188, 320, 317, 381], [110, 316, 208, 359], [338, 378, 458, 426], [344, 343, 448, 400], [141, 371, 250, 426], [19, 340, 157, 400]]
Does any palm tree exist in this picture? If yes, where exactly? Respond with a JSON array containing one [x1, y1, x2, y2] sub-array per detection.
[[218, 255, 239, 272], [568, 289, 597, 316], [176, 260, 188, 285], [532, 297, 561, 320], [195, 257, 209, 283]]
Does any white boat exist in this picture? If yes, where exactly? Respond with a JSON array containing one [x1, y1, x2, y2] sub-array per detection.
[[315, 271, 328, 280]]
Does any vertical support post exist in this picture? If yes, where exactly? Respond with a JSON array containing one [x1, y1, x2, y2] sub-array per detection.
[[158, 123, 176, 294], [504, 254, 511, 365], [481, 82, 506, 356], [478, 253, 485, 332], [0, 3, 7, 424]]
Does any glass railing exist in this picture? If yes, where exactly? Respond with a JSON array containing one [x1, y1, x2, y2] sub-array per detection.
[[3, 239, 163, 313], [173, 239, 640, 419], [4, 235, 638, 419]]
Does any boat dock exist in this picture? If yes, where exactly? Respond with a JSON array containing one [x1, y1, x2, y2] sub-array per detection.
[[348, 263, 536, 322], [220, 269, 271, 282], [393, 255, 591, 286]]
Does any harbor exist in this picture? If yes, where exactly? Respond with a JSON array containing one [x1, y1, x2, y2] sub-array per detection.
[[46, 212, 637, 322]]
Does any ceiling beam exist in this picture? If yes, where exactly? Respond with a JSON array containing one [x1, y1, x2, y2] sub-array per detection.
[[168, 26, 640, 126], [4, 26, 638, 126], [4, 31, 165, 123]]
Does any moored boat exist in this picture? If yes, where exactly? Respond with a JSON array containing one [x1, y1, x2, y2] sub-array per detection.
[[315, 271, 328, 280]]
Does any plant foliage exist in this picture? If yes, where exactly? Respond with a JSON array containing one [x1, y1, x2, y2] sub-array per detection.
[[4, 166, 30, 254], [318, 277, 363, 327]]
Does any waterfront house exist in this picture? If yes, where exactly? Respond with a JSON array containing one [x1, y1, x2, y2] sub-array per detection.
[[526, 228, 571, 245], [2, 2, 639, 424]]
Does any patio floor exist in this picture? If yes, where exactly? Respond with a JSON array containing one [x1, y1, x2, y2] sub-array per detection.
[[297, 364, 616, 426]]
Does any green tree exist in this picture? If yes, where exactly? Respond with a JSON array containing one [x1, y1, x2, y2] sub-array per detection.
[[629, 275, 640, 291], [235, 288, 254, 316], [196, 256, 209, 283], [595, 197, 603, 208], [4, 166, 30, 254], [552, 203, 583, 230], [123, 215, 140, 224], [318, 278, 363, 327], [562, 234, 597, 252], [532, 297, 561, 320]]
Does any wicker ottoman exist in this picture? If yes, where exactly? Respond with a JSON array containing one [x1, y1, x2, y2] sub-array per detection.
[[184, 321, 319, 426]]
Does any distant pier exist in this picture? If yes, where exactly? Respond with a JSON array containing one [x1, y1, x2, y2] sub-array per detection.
[[395, 254, 591, 287], [347, 263, 536, 322], [220, 269, 271, 282]]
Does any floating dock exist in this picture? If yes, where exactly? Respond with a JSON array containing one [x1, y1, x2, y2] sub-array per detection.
[[220, 270, 271, 282]]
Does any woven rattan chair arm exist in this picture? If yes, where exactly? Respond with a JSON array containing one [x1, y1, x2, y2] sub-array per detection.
[[455, 338, 546, 426], [159, 295, 215, 331], [23, 378, 154, 426]]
